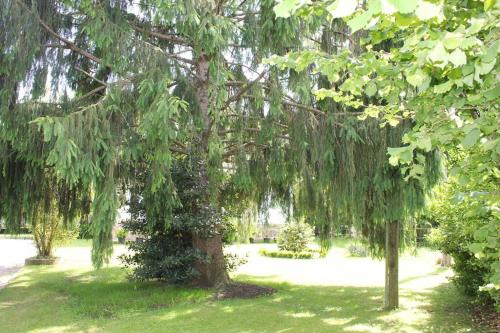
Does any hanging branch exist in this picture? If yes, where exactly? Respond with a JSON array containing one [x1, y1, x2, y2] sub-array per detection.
[[222, 141, 269, 159], [218, 127, 261, 136], [222, 70, 267, 110], [77, 86, 106, 101], [133, 26, 191, 46], [15, 0, 105, 66], [74, 67, 107, 86]]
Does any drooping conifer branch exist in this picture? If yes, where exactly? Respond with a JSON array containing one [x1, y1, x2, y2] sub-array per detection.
[[14, 0, 104, 66], [133, 26, 191, 46], [222, 70, 267, 110]]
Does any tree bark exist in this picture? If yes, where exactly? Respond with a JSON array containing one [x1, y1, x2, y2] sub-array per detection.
[[440, 253, 452, 267], [192, 233, 229, 287], [190, 53, 229, 287], [384, 220, 399, 310]]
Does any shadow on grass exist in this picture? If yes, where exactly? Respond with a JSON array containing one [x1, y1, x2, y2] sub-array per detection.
[[0, 267, 489, 333]]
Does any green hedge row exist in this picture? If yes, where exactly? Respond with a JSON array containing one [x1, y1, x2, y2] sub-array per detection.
[[258, 248, 316, 259]]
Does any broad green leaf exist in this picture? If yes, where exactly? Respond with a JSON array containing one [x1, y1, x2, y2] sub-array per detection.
[[449, 49, 467, 67], [474, 228, 490, 241], [387, 146, 414, 165], [469, 243, 485, 254], [476, 60, 495, 75], [416, 136, 432, 152], [484, 0, 495, 11], [364, 81, 377, 97], [462, 128, 481, 148], [274, 0, 300, 18], [415, 1, 443, 21], [481, 41, 499, 63], [406, 69, 429, 87], [367, 0, 382, 14], [434, 80, 453, 94], [467, 18, 486, 35], [484, 84, 500, 101], [328, 0, 358, 18], [443, 33, 463, 50], [347, 10, 372, 33], [463, 74, 474, 87], [462, 64, 474, 76], [427, 42, 449, 66], [388, 0, 417, 14], [395, 12, 417, 26]]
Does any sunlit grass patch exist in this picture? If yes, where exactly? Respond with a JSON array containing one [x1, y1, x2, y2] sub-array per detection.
[[0, 242, 491, 333]]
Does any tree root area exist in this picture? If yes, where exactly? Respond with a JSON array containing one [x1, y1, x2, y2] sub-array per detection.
[[214, 282, 276, 300]]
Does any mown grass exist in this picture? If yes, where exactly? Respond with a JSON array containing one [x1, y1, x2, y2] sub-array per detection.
[[0, 241, 491, 333]]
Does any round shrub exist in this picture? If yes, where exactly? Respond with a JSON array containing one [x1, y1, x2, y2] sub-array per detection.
[[348, 243, 368, 257], [277, 222, 314, 253]]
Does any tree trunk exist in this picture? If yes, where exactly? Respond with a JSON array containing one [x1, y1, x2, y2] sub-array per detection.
[[189, 53, 229, 287], [384, 220, 399, 310], [192, 234, 229, 287], [440, 253, 451, 267], [190, 160, 229, 287]]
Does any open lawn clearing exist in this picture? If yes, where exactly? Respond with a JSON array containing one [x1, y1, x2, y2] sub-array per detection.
[[0, 240, 490, 333]]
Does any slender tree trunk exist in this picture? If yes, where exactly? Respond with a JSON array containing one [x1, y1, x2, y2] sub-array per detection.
[[384, 220, 399, 310], [440, 253, 451, 267], [190, 53, 229, 287]]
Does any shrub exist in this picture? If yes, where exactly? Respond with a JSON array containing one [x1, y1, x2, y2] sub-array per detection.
[[428, 181, 499, 308], [259, 248, 315, 259], [77, 219, 93, 239], [116, 228, 127, 244], [348, 243, 368, 257], [120, 161, 244, 284], [221, 220, 238, 244], [32, 200, 77, 258], [277, 222, 314, 253], [224, 252, 248, 271]]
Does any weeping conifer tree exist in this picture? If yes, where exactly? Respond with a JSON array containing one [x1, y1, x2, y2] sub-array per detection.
[[0, 0, 331, 287], [266, 16, 441, 308]]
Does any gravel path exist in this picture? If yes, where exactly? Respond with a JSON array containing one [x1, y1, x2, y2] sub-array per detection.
[[0, 239, 36, 289]]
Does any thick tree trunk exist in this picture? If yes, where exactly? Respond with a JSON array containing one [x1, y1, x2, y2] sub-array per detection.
[[384, 220, 399, 310], [192, 234, 229, 287], [190, 53, 229, 287], [190, 160, 229, 287]]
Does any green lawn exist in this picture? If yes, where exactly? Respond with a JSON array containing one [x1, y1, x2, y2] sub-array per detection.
[[0, 240, 489, 333]]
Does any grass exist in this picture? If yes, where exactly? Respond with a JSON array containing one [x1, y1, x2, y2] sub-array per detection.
[[0, 240, 491, 333]]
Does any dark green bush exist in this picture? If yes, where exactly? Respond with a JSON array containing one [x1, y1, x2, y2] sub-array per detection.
[[277, 222, 314, 253], [77, 219, 93, 239], [120, 161, 241, 284]]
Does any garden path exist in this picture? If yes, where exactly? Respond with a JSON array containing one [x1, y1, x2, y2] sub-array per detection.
[[0, 239, 35, 289]]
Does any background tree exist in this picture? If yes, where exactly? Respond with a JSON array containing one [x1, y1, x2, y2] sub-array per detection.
[[271, 0, 498, 309]]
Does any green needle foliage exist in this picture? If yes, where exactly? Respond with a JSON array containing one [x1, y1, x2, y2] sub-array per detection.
[[0, 0, 333, 286]]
